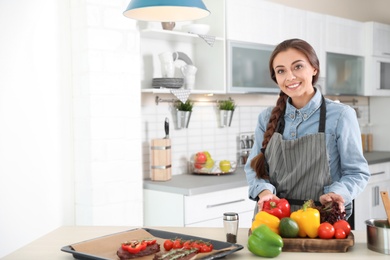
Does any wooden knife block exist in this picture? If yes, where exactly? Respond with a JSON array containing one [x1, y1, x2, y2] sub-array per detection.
[[150, 138, 172, 181]]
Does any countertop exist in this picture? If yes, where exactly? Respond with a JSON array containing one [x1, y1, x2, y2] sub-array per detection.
[[363, 151, 390, 164], [144, 151, 390, 196], [3, 226, 388, 259]]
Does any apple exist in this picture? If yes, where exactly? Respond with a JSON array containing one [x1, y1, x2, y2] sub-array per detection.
[[195, 152, 207, 164], [219, 160, 231, 173]]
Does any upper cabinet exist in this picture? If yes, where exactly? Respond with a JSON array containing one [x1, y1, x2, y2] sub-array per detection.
[[364, 22, 390, 96], [325, 16, 365, 56], [139, 0, 226, 94], [226, 0, 284, 45]]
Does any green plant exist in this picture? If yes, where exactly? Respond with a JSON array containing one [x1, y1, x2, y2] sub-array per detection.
[[174, 100, 194, 112], [218, 99, 236, 111]]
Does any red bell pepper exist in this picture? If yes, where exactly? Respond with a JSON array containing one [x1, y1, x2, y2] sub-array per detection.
[[263, 198, 291, 219]]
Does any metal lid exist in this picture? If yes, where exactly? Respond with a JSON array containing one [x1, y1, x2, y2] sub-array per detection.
[[223, 212, 239, 221]]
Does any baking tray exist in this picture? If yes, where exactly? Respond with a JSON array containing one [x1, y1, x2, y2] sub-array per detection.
[[61, 228, 243, 260]]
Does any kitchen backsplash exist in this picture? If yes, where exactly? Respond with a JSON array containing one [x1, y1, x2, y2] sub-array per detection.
[[141, 94, 370, 179]]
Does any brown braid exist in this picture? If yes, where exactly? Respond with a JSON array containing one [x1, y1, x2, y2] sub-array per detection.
[[250, 91, 288, 179]]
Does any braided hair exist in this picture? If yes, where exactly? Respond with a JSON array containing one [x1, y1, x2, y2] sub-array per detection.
[[250, 39, 320, 179]]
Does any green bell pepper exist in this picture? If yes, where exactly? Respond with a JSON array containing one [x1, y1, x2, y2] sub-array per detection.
[[248, 224, 284, 258]]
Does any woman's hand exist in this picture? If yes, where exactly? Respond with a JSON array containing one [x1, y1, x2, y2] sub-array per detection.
[[319, 192, 345, 212], [257, 190, 279, 212]]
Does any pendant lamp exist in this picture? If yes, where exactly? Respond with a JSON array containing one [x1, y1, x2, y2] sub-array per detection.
[[123, 0, 210, 22]]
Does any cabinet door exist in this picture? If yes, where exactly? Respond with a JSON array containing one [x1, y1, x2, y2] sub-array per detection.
[[354, 162, 390, 230], [226, 0, 283, 45], [372, 22, 390, 57], [325, 16, 364, 56]]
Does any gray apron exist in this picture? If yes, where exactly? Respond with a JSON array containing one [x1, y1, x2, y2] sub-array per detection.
[[254, 95, 332, 216]]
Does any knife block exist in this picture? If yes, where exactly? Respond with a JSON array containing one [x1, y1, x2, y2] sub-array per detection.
[[150, 138, 172, 181]]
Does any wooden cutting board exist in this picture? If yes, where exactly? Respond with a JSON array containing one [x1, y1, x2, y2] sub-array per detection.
[[282, 232, 354, 252]]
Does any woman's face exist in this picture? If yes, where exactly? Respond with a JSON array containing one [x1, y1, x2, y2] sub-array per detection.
[[272, 48, 317, 108]]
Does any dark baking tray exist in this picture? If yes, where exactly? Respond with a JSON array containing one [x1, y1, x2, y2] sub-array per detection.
[[61, 228, 243, 260]]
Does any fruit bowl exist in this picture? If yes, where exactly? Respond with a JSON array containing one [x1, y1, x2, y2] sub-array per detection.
[[189, 160, 237, 175]]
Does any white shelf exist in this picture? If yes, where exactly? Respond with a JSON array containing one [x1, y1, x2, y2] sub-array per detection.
[[140, 29, 224, 43]]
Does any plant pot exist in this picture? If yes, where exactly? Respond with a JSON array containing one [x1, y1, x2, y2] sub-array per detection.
[[176, 110, 192, 129], [220, 110, 234, 127]]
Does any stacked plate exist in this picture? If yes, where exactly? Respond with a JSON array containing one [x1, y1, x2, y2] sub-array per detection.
[[152, 78, 184, 89]]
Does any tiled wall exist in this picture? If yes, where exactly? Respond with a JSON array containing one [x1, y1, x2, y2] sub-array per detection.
[[141, 94, 370, 179]]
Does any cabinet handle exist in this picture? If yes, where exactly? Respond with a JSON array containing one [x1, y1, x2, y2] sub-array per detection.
[[206, 199, 245, 208], [382, 52, 390, 56], [372, 186, 380, 206], [371, 171, 385, 176]]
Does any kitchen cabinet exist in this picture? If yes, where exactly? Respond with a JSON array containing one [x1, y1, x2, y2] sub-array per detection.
[[364, 22, 390, 96], [226, 0, 283, 45], [144, 186, 254, 228], [139, 0, 226, 94], [325, 16, 365, 56], [354, 162, 390, 230]]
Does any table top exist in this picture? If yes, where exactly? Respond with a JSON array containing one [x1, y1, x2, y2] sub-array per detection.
[[3, 226, 389, 259]]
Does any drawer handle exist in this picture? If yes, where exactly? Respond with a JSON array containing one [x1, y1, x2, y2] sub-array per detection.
[[371, 171, 385, 176], [206, 199, 245, 208]]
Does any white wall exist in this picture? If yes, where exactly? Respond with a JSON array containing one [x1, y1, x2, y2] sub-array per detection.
[[0, 0, 73, 257], [0, 0, 143, 257]]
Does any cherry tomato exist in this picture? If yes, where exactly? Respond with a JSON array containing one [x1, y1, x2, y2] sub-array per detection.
[[200, 243, 213, 253], [145, 239, 156, 245], [335, 228, 347, 239], [318, 222, 335, 239], [163, 239, 173, 251], [182, 240, 192, 249], [190, 241, 202, 250], [172, 239, 182, 249], [333, 220, 351, 236]]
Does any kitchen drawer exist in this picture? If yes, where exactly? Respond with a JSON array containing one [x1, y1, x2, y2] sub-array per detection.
[[185, 210, 253, 228], [184, 187, 254, 225]]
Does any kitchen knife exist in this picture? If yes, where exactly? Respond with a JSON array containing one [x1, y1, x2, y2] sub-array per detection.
[[164, 117, 169, 139]]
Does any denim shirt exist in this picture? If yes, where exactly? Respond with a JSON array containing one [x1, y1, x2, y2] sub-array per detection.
[[245, 90, 370, 207]]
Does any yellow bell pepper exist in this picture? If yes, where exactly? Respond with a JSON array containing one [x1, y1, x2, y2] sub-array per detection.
[[251, 211, 280, 234], [290, 200, 320, 238]]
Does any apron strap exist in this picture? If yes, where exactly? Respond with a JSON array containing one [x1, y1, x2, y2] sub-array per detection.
[[318, 95, 326, 133], [276, 94, 327, 134]]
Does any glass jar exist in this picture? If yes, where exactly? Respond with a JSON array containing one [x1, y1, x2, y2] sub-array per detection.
[[223, 212, 239, 243]]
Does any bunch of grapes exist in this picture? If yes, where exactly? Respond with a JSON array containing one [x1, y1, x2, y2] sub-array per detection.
[[316, 201, 346, 224]]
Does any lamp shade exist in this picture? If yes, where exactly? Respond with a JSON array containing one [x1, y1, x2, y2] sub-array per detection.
[[123, 0, 210, 22]]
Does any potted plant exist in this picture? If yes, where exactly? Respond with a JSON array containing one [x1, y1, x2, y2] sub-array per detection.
[[174, 100, 194, 129], [218, 99, 236, 127]]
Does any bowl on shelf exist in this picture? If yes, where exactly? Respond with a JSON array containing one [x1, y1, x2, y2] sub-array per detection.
[[182, 24, 210, 35], [189, 160, 237, 175], [152, 78, 184, 89]]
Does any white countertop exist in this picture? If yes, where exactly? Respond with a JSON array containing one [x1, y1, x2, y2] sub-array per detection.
[[3, 226, 388, 259]]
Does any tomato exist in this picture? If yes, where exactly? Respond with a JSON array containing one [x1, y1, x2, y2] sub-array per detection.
[[190, 241, 202, 250], [163, 239, 173, 251], [144, 239, 156, 245], [335, 228, 347, 239], [182, 240, 192, 249], [172, 239, 182, 249], [333, 220, 351, 236], [200, 243, 213, 253], [317, 222, 335, 239]]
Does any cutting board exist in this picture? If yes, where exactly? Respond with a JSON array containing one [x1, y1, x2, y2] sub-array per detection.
[[282, 232, 354, 252]]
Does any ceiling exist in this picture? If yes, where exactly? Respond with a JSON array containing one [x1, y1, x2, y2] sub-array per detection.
[[268, 0, 390, 25]]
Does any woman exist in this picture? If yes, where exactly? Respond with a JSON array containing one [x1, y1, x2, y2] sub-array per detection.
[[245, 38, 370, 219]]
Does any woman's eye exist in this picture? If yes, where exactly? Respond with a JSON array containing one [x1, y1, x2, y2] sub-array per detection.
[[276, 69, 284, 74], [294, 64, 303, 70]]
